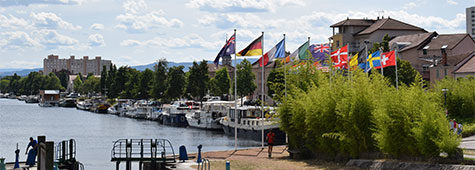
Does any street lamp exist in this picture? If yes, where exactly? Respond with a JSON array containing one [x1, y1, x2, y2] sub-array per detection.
[[442, 88, 448, 111]]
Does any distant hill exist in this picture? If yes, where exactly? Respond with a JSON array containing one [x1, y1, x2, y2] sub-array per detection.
[[131, 59, 258, 72], [0, 68, 42, 77], [0, 59, 259, 77]]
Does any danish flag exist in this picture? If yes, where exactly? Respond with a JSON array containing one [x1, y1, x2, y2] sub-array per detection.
[[331, 45, 348, 69]]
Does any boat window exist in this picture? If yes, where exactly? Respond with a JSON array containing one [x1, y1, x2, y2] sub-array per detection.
[[256, 121, 259, 126]]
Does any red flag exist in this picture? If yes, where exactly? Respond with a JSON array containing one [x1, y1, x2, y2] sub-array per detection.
[[331, 45, 348, 69], [375, 51, 396, 69]]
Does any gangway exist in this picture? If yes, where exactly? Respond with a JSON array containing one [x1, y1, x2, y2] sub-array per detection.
[[111, 139, 176, 170]]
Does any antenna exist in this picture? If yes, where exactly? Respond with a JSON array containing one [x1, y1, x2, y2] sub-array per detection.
[[377, 10, 385, 19]]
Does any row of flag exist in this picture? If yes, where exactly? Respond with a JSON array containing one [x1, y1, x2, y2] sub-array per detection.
[[331, 44, 396, 72], [213, 33, 396, 72]]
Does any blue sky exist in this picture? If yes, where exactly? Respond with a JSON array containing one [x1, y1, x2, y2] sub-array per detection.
[[0, 0, 473, 69]]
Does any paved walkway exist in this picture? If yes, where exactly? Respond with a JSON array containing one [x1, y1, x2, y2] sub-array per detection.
[[460, 135, 475, 150]]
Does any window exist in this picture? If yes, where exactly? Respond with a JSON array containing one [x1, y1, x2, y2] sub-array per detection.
[[336, 40, 340, 48], [445, 69, 448, 76], [436, 69, 439, 79]]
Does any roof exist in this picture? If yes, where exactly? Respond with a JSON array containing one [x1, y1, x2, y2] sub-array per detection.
[[251, 60, 277, 68], [454, 52, 475, 73], [357, 18, 426, 35], [330, 19, 375, 27], [425, 34, 471, 50], [389, 32, 437, 52], [43, 90, 60, 95], [207, 64, 234, 72]]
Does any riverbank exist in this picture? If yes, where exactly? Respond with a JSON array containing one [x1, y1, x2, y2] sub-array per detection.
[[184, 146, 351, 170]]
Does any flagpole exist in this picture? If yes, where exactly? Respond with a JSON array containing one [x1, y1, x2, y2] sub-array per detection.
[[395, 48, 399, 90], [329, 38, 333, 86], [365, 42, 368, 75], [380, 47, 384, 76], [284, 34, 287, 98], [261, 31, 265, 149], [283, 34, 288, 145], [233, 29, 238, 151]]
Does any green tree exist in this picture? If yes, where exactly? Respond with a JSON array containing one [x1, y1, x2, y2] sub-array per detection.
[[107, 64, 118, 98], [210, 67, 231, 98], [73, 75, 83, 93], [135, 68, 154, 99], [0, 79, 10, 93], [55, 69, 70, 90], [186, 60, 209, 102], [100, 65, 107, 95], [379, 58, 420, 87], [233, 59, 256, 105], [151, 59, 168, 100], [165, 66, 186, 100], [44, 73, 64, 90], [82, 75, 100, 95], [266, 66, 285, 102]]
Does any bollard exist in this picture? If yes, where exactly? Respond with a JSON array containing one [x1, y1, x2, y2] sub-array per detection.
[[226, 161, 230, 170], [197, 145, 202, 163], [0, 157, 5, 170], [14, 143, 20, 169]]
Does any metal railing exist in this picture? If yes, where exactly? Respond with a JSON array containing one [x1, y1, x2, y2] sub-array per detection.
[[197, 158, 210, 170], [111, 139, 176, 163], [55, 139, 76, 163]]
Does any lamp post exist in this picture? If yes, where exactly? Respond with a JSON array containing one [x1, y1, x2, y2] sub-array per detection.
[[442, 88, 448, 115]]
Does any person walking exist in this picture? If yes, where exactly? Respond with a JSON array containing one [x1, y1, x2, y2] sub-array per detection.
[[266, 130, 275, 158], [25, 137, 37, 167]]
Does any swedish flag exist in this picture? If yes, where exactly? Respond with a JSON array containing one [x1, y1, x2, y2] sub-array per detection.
[[365, 51, 381, 72]]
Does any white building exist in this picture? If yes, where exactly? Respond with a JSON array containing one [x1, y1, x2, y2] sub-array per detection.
[[43, 54, 112, 75], [467, 6, 475, 38]]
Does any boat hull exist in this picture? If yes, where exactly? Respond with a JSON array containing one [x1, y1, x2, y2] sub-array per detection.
[[186, 117, 222, 130], [222, 125, 286, 145], [162, 114, 188, 127]]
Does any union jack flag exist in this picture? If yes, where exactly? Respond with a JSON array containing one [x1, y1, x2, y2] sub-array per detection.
[[313, 43, 330, 53]]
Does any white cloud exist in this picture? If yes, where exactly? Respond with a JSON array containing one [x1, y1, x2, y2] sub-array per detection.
[[0, 13, 31, 29], [88, 34, 105, 47], [90, 23, 104, 30], [186, 0, 305, 13], [447, 0, 457, 5], [31, 29, 79, 49], [0, 0, 82, 7], [403, 2, 417, 10], [123, 0, 148, 14], [0, 31, 41, 49], [120, 33, 220, 50], [30, 12, 81, 30], [116, 11, 183, 33]]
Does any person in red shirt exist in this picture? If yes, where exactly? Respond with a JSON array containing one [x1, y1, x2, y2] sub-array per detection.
[[266, 130, 275, 158]]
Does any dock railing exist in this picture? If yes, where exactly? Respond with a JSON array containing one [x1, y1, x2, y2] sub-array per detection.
[[111, 139, 176, 163]]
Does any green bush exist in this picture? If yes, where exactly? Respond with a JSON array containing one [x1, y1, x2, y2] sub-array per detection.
[[433, 77, 475, 119], [279, 63, 459, 159]]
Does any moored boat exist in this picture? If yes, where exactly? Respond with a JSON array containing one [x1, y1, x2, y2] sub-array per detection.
[[186, 101, 233, 130], [161, 101, 199, 127], [219, 106, 286, 145]]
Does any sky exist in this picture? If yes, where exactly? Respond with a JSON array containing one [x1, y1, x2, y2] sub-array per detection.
[[0, 0, 473, 69]]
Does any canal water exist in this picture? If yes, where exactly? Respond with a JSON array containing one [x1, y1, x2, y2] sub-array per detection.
[[0, 99, 259, 169]]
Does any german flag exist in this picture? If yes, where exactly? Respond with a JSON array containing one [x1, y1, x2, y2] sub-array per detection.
[[237, 35, 263, 56]]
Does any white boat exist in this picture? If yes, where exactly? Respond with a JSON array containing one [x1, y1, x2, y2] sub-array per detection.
[[125, 100, 161, 119], [76, 100, 92, 110], [186, 101, 234, 130], [161, 101, 199, 127], [219, 106, 286, 145]]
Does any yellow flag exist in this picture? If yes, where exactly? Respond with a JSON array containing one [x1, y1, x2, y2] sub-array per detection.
[[349, 53, 358, 67]]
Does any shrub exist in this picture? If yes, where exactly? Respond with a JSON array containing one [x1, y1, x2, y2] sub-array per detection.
[[279, 64, 460, 159]]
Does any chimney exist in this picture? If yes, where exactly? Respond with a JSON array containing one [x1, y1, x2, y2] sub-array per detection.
[[95, 56, 101, 60], [70, 55, 75, 60], [441, 45, 448, 66], [83, 56, 89, 60]]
